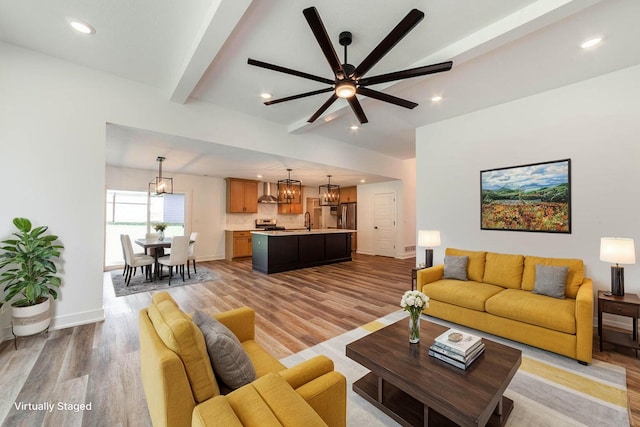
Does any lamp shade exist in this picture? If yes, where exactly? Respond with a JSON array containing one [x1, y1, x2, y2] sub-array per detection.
[[600, 237, 636, 264], [418, 230, 441, 248]]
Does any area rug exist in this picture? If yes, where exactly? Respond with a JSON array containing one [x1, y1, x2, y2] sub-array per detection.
[[280, 311, 630, 427], [110, 266, 219, 297]]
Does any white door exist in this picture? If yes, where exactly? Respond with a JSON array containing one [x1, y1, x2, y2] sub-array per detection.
[[373, 192, 396, 257]]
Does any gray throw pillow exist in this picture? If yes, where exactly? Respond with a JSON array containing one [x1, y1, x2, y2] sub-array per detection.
[[532, 264, 568, 299], [192, 310, 256, 389], [443, 255, 468, 281]]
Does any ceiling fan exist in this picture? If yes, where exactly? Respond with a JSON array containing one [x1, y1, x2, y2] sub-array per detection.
[[248, 7, 453, 124]]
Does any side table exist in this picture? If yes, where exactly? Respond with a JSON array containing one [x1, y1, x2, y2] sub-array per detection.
[[411, 267, 426, 291], [598, 290, 640, 356]]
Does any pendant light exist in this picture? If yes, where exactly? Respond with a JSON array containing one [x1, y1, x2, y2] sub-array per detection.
[[277, 169, 302, 204], [319, 175, 340, 206], [149, 156, 173, 195]]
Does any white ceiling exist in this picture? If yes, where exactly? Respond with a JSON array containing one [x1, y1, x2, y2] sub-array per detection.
[[2, 0, 639, 186]]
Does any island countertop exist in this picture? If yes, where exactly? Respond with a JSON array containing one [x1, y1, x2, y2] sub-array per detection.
[[251, 228, 356, 236]]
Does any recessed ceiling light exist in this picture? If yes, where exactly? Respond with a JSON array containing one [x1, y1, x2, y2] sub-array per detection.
[[256, 174, 263, 179], [581, 37, 602, 49], [260, 93, 272, 100], [360, 179, 366, 183], [431, 96, 443, 102], [350, 125, 359, 130], [66, 17, 95, 34]]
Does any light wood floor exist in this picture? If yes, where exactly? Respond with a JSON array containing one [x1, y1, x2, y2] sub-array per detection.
[[0, 254, 638, 426]]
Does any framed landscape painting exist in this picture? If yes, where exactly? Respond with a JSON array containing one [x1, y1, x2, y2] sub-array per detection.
[[480, 159, 571, 233]]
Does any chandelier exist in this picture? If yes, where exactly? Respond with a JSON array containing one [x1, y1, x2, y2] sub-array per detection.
[[277, 169, 301, 204], [149, 156, 173, 195], [319, 175, 340, 206]]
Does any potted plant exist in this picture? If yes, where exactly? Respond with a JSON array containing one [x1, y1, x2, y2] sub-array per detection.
[[0, 217, 64, 337], [153, 223, 168, 240]]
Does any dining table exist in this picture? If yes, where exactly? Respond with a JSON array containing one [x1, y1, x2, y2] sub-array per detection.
[[135, 237, 174, 280]]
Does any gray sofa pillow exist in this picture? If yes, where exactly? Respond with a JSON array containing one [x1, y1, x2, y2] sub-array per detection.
[[192, 310, 256, 389], [443, 255, 468, 281], [532, 264, 568, 299]]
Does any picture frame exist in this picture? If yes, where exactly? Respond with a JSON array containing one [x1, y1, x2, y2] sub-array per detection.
[[480, 159, 571, 233]]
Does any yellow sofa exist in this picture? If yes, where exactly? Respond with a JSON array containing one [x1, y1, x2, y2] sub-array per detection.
[[139, 292, 346, 427], [417, 248, 593, 364]]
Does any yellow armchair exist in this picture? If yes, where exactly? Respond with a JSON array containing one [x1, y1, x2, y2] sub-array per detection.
[[139, 292, 346, 427]]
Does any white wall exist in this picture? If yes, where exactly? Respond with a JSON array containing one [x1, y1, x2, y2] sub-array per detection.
[[416, 64, 640, 303], [0, 41, 408, 340]]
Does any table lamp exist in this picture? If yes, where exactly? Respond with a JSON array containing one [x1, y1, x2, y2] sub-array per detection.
[[418, 230, 441, 268], [600, 237, 636, 296]]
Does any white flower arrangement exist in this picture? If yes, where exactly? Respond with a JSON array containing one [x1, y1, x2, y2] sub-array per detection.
[[400, 290, 429, 316]]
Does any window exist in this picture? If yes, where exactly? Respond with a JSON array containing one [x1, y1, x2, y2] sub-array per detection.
[[105, 190, 185, 268]]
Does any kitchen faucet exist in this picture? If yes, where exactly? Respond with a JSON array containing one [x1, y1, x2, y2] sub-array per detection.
[[304, 211, 311, 231]]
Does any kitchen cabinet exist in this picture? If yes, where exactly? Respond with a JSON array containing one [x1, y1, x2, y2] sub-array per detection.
[[252, 230, 352, 274], [226, 178, 258, 213], [341, 186, 357, 202], [278, 200, 303, 214], [225, 230, 253, 259]]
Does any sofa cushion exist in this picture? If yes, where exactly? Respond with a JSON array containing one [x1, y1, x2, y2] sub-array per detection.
[[483, 252, 525, 289], [152, 291, 178, 307], [443, 255, 468, 281], [422, 280, 504, 312], [532, 265, 568, 299], [147, 299, 219, 402], [485, 289, 576, 334], [445, 248, 487, 282], [193, 310, 256, 390], [242, 340, 287, 378], [226, 373, 327, 427], [192, 396, 244, 427], [522, 256, 584, 298]]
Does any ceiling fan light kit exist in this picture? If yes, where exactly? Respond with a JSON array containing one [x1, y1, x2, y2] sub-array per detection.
[[248, 6, 453, 125]]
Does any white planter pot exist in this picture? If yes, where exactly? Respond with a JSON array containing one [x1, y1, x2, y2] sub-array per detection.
[[11, 297, 51, 337]]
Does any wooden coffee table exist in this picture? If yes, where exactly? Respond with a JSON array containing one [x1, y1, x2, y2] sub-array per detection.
[[346, 319, 521, 427]]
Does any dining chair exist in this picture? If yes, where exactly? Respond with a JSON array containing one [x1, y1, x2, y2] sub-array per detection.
[[122, 235, 155, 286], [187, 232, 199, 278], [157, 235, 190, 285], [120, 234, 148, 278]]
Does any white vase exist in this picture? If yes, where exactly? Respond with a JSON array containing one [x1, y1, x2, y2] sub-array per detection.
[[158, 230, 165, 241], [11, 297, 51, 337]]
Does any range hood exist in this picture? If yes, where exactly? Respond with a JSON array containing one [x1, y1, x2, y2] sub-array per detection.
[[258, 182, 278, 204]]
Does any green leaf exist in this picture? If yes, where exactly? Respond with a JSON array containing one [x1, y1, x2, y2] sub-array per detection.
[[13, 218, 32, 232]]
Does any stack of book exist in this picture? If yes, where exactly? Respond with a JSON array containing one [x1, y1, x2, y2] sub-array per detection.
[[428, 329, 485, 370]]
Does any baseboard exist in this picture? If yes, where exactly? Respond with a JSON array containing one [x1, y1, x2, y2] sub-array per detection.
[[1, 308, 105, 343]]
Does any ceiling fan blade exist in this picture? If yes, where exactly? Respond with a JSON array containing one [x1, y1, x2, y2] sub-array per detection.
[[248, 58, 334, 85], [308, 93, 338, 123], [347, 97, 368, 124], [358, 61, 453, 86], [302, 7, 346, 79], [265, 87, 334, 105], [357, 87, 417, 109], [353, 9, 424, 79]]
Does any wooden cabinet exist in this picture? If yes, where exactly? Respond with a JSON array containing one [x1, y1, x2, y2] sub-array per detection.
[[278, 201, 303, 214], [225, 230, 253, 259], [341, 186, 357, 202], [226, 178, 258, 213], [252, 232, 352, 274]]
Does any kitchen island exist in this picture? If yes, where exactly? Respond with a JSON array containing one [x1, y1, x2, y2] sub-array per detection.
[[251, 229, 356, 274]]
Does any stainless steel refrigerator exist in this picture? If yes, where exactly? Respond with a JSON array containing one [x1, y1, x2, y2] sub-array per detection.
[[338, 202, 357, 230]]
